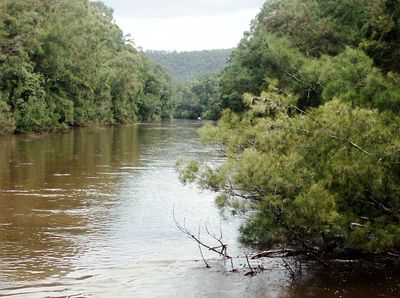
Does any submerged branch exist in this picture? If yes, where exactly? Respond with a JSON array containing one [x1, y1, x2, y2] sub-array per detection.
[[251, 249, 301, 259], [173, 208, 233, 260]]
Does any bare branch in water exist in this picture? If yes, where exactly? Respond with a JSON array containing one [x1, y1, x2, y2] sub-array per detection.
[[198, 224, 210, 268], [244, 252, 255, 276], [173, 207, 302, 277], [173, 207, 233, 260]]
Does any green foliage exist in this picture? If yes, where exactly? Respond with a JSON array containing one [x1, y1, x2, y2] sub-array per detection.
[[147, 49, 232, 121], [0, 55, 50, 132], [176, 0, 400, 258], [0, 0, 177, 134], [316, 47, 400, 113], [257, 0, 371, 56], [175, 74, 222, 120], [361, 0, 400, 72], [146, 49, 233, 84], [0, 95, 15, 134], [218, 0, 400, 114], [181, 88, 400, 253], [175, 87, 202, 120]]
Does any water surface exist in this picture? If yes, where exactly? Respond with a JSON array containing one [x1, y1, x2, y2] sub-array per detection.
[[0, 121, 399, 297]]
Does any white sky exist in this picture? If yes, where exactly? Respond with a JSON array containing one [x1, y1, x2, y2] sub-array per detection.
[[101, 0, 265, 51]]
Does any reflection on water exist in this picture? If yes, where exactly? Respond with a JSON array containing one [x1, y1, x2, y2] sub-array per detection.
[[0, 126, 145, 281], [0, 121, 399, 297]]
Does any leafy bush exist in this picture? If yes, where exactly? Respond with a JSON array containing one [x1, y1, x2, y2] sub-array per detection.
[[180, 87, 400, 254]]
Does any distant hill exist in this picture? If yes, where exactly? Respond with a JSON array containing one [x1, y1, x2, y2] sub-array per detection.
[[146, 49, 233, 84]]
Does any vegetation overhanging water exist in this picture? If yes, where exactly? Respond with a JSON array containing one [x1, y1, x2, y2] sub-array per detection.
[[0, 0, 400, 296]]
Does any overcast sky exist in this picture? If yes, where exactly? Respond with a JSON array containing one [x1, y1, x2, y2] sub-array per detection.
[[101, 0, 265, 51]]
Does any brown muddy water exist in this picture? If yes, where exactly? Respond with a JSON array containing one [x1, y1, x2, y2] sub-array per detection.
[[0, 121, 399, 297]]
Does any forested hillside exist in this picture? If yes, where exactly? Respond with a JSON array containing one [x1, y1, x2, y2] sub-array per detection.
[[181, 0, 400, 257], [0, 0, 177, 134], [146, 49, 233, 84]]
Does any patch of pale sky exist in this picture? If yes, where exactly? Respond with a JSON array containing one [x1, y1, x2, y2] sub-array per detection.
[[100, 0, 265, 51]]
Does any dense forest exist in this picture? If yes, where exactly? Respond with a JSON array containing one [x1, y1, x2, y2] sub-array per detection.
[[181, 0, 400, 258], [146, 49, 233, 84], [0, 0, 178, 134]]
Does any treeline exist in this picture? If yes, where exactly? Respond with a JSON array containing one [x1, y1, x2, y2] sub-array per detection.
[[146, 49, 233, 84], [0, 0, 177, 134], [181, 0, 400, 256]]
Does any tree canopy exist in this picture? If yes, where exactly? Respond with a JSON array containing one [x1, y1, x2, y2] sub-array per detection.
[[0, 0, 177, 134], [218, 0, 400, 114]]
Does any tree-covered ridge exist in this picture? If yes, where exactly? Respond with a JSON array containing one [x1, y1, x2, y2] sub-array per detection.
[[146, 49, 233, 84], [180, 0, 400, 256], [0, 0, 177, 134]]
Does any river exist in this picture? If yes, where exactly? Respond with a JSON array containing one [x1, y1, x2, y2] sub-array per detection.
[[0, 121, 399, 297]]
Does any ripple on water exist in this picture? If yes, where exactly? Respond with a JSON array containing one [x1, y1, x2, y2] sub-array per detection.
[[0, 122, 399, 297]]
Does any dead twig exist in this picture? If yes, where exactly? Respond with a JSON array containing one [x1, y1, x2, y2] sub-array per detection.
[[244, 253, 256, 276], [282, 258, 296, 281], [198, 224, 210, 268], [173, 208, 233, 260]]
